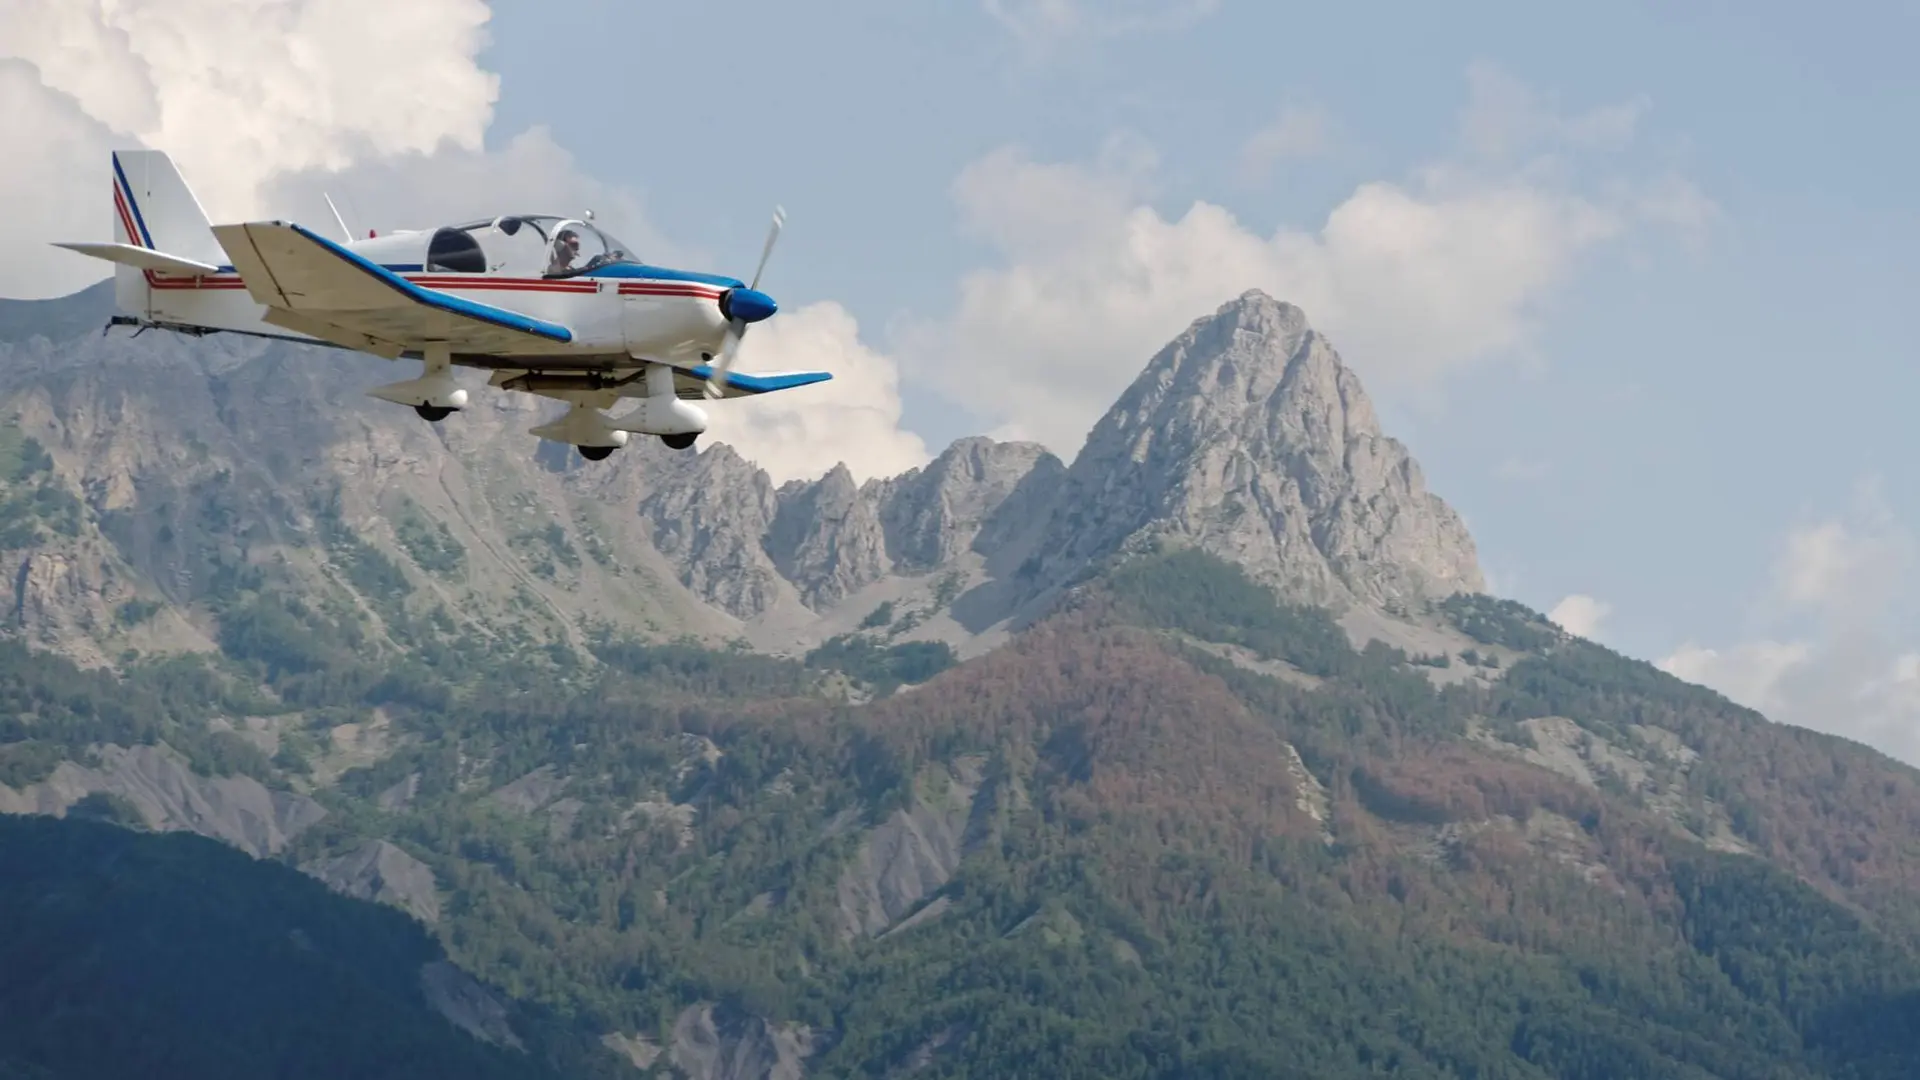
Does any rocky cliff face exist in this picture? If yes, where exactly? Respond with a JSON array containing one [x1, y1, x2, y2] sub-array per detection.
[[767, 465, 892, 611], [1018, 290, 1484, 610], [871, 437, 1061, 574], [0, 741, 327, 857]]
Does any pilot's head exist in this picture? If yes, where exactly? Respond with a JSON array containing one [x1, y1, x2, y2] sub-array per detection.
[[556, 229, 580, 259]]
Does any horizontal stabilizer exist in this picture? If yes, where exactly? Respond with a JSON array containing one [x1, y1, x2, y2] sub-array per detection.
[[211, 220, 573, 353], [53, 241, 221, 277]]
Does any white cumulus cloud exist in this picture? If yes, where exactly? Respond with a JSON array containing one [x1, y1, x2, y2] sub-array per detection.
[[893, 68, 1700, 457], [1, 60, 123, 298], [3, 0, 922, 484], [1658, 640, 1813, 721], [1238, 101, 1334, 184], [1458, 61, 1649, 160], [983, 0, 1219, 48], [1548, 594, 1611, 640], [1766, 514, 1911, 616], [3, 0, 499, 298], [1658, 480, 1920, 767], [261, 127, 685, 269], [700, 302, 931, 486]]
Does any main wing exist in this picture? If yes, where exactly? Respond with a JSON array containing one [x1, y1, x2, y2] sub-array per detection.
[[210, 221, 572, 355]]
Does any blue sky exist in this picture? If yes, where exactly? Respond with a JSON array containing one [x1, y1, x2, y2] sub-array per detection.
[[475, 1, 1920, 667], [6, 0, 1919, 762]]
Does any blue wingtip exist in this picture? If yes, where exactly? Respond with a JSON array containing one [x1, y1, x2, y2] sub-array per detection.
[[690, 364, 832, 394]]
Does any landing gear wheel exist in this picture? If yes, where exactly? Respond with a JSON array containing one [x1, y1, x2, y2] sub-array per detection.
[[415, 404, 454, 422], [661, 432, 697, 450], [578, 445, 616, 461]]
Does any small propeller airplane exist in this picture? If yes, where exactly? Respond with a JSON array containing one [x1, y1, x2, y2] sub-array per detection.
[[52, 149, 826, 461]]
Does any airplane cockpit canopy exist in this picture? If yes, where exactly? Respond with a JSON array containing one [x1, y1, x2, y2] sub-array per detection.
[[434, 215, 639, 278]]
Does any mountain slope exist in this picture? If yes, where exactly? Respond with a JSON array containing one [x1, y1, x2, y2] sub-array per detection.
[[13, 549, 1911, 1078], [800, 552, 1920, 1077]]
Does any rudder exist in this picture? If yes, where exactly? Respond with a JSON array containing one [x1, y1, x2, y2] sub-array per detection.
[[111, 149, 223, 316], [112, 150, 222, 263]]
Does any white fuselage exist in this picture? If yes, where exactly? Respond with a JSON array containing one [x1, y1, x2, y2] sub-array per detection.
[[110, 203, 738, 371], [69, 149, 813, 459], [124, 261, 734, 370]]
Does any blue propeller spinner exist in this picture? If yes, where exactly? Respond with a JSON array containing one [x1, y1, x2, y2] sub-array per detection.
[[705, 206, 786, 400]]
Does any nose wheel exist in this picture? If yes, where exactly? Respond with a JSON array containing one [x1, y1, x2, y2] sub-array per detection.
[[661, 432, 697, 450], [578, 445, 616, 461], [415, 404, 455, 423]]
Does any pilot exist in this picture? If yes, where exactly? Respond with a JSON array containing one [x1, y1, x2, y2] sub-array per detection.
[[547, 228, 582, 274]]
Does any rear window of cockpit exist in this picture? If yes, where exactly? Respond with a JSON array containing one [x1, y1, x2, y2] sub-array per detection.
[[442, 216, 640, 277]]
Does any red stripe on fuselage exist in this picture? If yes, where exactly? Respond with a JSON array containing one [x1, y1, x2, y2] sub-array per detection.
[[112, 181, 244, 289], [142, 274, 726, 298], [413, 278, 604, 291], [617, 284, 725, 297]]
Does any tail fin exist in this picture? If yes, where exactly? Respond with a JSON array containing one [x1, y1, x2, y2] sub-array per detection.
[[110, 149, 222, 312]]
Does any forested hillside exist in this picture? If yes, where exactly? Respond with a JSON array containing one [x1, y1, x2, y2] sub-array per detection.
[[7, 543, 1920, 1077]]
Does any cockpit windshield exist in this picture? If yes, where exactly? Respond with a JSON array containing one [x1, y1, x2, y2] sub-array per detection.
[[443, 214, 640, 278]]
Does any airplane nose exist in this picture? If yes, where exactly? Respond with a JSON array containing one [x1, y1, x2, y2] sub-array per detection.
[[719, 287, 777, 324]]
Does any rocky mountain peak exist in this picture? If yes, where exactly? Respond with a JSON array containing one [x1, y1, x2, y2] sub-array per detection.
[[1089, 290, 1378, 471], [871, 436, 1063, 574], [1022, 289, 1484, 610]]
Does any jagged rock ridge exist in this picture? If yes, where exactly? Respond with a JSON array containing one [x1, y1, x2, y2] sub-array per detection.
[[653, 290, 1484, 641], [629, 290, 1484, 654], [0, 282, 1480, 665]]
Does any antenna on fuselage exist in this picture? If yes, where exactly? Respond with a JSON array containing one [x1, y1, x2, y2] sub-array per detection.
[[323, 193, 354, 244]]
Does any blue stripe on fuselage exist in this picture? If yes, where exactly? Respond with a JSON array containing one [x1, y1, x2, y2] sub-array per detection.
[[581, 263, 745, 289]]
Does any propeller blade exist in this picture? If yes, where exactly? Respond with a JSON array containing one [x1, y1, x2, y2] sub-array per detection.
[[706, 206, 785, 399], [704, 320, 745, 400], [749, 206, 785, 291]]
